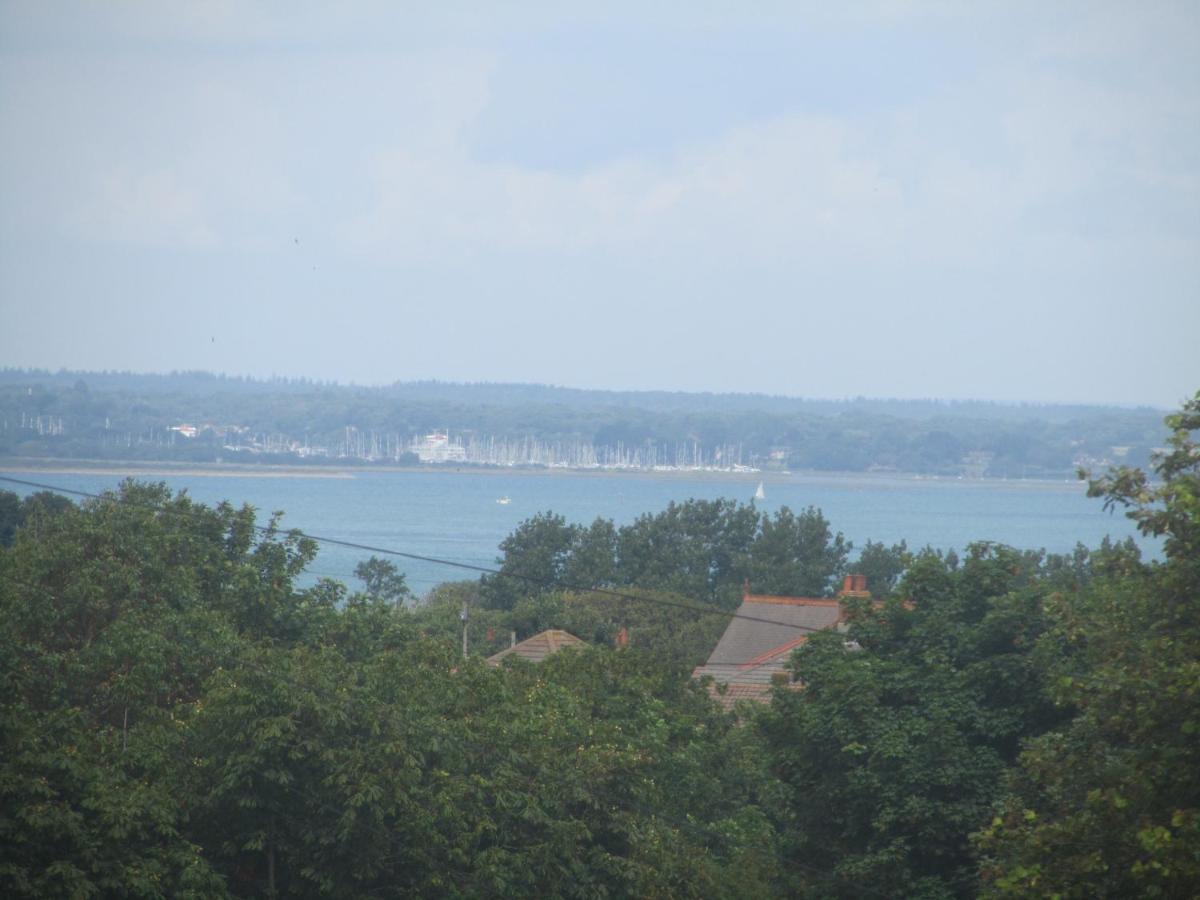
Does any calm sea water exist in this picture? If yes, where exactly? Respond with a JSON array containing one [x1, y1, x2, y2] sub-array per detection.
[[4, 469, 1153, 596]]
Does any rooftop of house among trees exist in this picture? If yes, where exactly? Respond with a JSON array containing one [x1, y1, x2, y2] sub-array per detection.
[[693, 575, 870, 709]]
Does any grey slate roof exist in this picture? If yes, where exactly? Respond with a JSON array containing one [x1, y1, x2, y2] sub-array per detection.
[[704, 597, 842, 665], [692, 594, 846, 708]]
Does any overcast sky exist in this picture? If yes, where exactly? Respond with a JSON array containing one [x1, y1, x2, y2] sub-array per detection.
[[1, 2, 1196, 407]]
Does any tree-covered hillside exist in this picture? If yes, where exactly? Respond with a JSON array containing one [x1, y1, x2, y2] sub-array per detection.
[[0, 369, 1170, 477]]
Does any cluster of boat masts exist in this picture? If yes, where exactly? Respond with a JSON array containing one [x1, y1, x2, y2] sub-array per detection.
[[413, 431, 763, 473]]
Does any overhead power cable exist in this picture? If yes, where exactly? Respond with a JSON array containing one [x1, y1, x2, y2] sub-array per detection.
[[0, 474, 854, 638]]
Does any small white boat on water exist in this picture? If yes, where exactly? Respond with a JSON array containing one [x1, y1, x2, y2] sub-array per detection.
[[496, 496, 512, 505], [754, 482, 765, 501]]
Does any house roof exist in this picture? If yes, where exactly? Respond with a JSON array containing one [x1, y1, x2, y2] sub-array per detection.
[[702, 682, 775, 710], [692, 588, 857, 708], [486, 629, 587, 666], [703, 595, 843, 666]]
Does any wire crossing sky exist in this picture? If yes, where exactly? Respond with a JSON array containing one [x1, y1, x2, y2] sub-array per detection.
[[0, 473, 832, 650], [1, 2, 1196, 406]]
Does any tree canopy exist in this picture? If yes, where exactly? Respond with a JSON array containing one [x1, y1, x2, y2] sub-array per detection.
[[484, 499, 853, 611], [1, 390, 1195, 897], [0, 481, 777, 897]]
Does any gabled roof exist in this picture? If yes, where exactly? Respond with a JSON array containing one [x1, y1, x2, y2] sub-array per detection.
[[703, 595, 843, 666], [693, 583, 865, 709], [486, 629, 587, 666]]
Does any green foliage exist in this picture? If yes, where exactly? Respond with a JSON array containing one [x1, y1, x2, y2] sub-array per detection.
[[486, 498, 855, 614], [0, 490, 18, 546], [0, 480, 309, 897], [507, 589, 732, 671], [750, 505, 851, 597], [977, 391, 1200, 898], [616, 499, 759, 605], [854, 539, 910, 598], [353, 555, 412, 606], [0, 489, 73, 547], [757, 544, 1066, 898], [2, 393, 1193, 897], [0, 480, 783, 897], [482, 511, 591, 610]]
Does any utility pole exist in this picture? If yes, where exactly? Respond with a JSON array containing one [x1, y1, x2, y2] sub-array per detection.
[[460, 599, 469, 659]]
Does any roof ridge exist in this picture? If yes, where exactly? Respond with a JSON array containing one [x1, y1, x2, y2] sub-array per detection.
[[743, 594, 841, 607]]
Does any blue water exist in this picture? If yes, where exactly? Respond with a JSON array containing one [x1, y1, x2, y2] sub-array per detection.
[[3, 469, 1153, 596]]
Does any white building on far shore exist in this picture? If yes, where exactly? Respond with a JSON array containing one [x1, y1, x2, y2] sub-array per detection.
[[411, 431, 467, 463]]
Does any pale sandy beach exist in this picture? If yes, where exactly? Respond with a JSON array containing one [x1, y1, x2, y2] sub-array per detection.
[[0, 457, 1088, 491], [0, 460, 356, 479]]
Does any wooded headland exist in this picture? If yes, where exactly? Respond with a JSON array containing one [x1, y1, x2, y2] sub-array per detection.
[[0, 369, 1169, 478]]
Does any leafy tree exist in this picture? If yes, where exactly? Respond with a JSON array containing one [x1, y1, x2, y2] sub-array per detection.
[[616, 498, 759, 606], [854, 539, 910, 598], [0, 489, 19, 546], [562, 517, 619, 589], [749, 505, 851, 597], [758, 544, 1062, 898], [977, 391, 1200, 897], [410, 579, 512, 656], [481, 511, 581, 610], [0, 480, 336, 897], [353, 555, 412, 606], [487, 500, 854, 612], [480, 647, 783, 897], [0, 489, 74, 547], [2, 480, 782, 896]]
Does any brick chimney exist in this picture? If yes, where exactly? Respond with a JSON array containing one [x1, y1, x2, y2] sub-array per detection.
[[839, 574, 871, 599]]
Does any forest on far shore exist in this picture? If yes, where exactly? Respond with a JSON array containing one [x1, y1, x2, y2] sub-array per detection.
[[0, 369, 1170, 478]]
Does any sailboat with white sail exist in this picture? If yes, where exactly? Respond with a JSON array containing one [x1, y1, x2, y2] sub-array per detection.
[[754, 481, 765, 501]]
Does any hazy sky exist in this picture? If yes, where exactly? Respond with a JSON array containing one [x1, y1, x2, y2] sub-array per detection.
[[1, 2, 1197, 406]]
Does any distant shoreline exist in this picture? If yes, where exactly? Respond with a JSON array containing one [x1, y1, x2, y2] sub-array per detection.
[[0, 457, 1090, 492], [0, 460, 358, 480]]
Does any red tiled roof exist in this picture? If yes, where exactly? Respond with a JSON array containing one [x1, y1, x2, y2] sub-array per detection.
[[486, 629, 587, 666], [705, 682, 774, 711]]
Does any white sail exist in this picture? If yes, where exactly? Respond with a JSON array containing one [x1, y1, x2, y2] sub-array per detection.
[[754, 481, 765, 501]]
